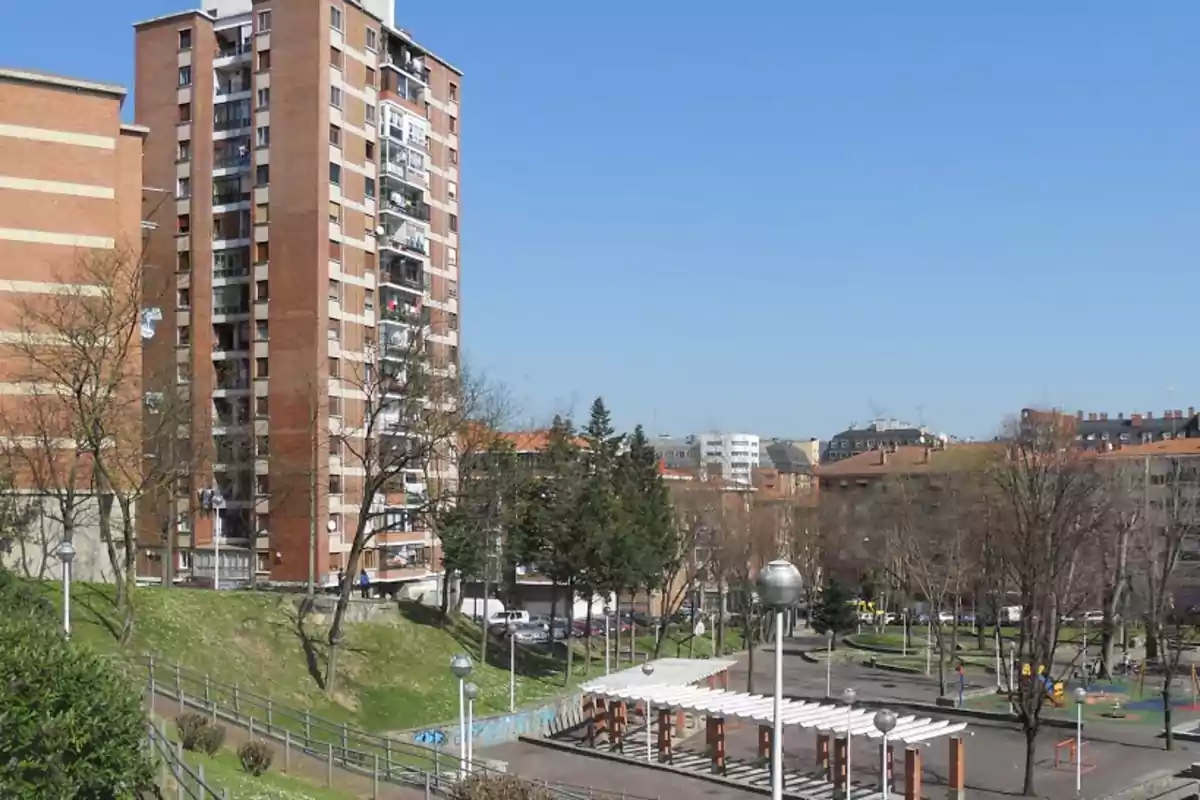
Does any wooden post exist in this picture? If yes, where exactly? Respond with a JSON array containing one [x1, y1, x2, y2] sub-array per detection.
[[385, 737, 392, 778], [721, 670, 729, 690], [284, 730, 291, 773], [612, 701, 625, 750], [266, 697, 274, 732], [233, 682, 240, 716], [248, 717, 254, 738], [816, 730, 831, 778], [174, 663, 183, 712], [341, 723, 348, 760], [707, 674, 716, 690], [593, 698, 608, 746], [304, 710, 312, 747], [711, 717, 726, 775], [947, 735, 965, 800], [675, 709, 685, 736], [757, 724, 772, 763], [904, 746, 922, 800], [326, 742, 334, 787], [832, 735, 848, 799], [372, 754, 379, 799], [584, 695, 596, 747], [657, 708, 672, 763]]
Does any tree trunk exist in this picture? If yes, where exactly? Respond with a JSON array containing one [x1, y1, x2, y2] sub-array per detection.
[[323, 534, 367, 694], [1147, 630, 1159, 661], [716, 582, 726, 656], [439, 568, 452, 625], [1164, 683, 1175, 750], [688, 586, 697, 659], [936, 623, 948, 697], [974, 588, 985, 651], [118, 501, 138, 645], [1100, 616, 1116, 680], [745, 613, 755, 694], [479, 572, 490, 664], [584, 595, 594, 677], [1021, 724, 1037, 796], [564, 578, 575, 687]]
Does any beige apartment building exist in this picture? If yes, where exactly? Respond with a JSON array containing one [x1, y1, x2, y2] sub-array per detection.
[[135, 0, 461, 590], [0, 68, 148, 581]]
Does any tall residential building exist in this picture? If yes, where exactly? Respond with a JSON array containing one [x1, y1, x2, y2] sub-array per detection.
[[696, 432, 760, 486], [0, 68, 148, 581], [135, 0, 461, 590]]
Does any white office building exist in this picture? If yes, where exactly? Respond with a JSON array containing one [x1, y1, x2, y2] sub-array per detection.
[[696, 432, 761, 486]]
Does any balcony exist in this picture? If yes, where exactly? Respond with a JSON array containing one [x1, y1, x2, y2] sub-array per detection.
[[217, 40, 252, 59], [379, 303, 418, 324], [213, 191, 251, 207], [381, 199, 431, 224], [380, 269, 424, 294], [214, 150, 251, 170], [382, 159, 427, 188], [214, 116, 251, 133]]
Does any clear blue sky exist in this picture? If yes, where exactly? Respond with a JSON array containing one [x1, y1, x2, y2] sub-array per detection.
[[6, 2, 1198, 440]]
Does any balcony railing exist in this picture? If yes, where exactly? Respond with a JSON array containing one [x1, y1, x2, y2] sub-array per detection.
[[380, 306, 416, 322], [214, 117, 251, 132], [213, 265, 249, 279], [382, 272, 423, 291], [213, 192, 251, 206], [385, 58, 430, 84], [214, 152, 251, 169], [213, 304, 250, 316], [217, 41, 252, 58], [383, 160, 428, 187], [385, 201, 431, 223]]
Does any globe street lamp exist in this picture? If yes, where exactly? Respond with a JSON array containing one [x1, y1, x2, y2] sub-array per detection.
[[873, 709, 896, 800], [56, 539, 76, 639], [603, 604, 613, 675], [1073, 686, 1086, 795], [450, 654, 473, 779], [642, 661, 655, 763], [757, 559, 803, 800], [464, 682, 479, 773], [507, 622, 518, 712], [842, 687, 857, 797]]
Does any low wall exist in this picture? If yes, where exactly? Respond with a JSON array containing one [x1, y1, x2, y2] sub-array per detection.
[[401, 692, 586, 751]]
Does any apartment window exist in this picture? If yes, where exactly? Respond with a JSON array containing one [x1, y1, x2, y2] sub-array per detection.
[[177, 363, 190, 385], [329, 163, 341, 186], [449, 147, 458, 165], [330, 5, 343, 31], [449, 82, 458, 101], [365, 104, 376, 125], [256, 357, 269, 377], [364, 288, 374, 312], [328, 395, 342, 415], [366, 66, 377, 89], [177, 251, 191, 272], [257, 9, 272, 31], [256, 436, 270, 456], [255, 241, 269, 263], [365, 140, 375, 161], [257, 49, 271, 71], [256, 88, 270, 109], [329, 475, 343, 494], [447, 180, 457, 201], [425, 135, 432, 151], [448, 213, 458, 233], [328, 279, 341, 302], [329, 202, 342, 225], [448, 115, 457, 134], [329, 124, 341, 147], [177, 140, 191, 162], [176, 177, 190, 198], [256, 126, 270, 147], [330, 47, 343, 70], [447, 279, 457, 298], [365, 27, 378, 51], [177, 214, 190, 234], [177, 288, 190, 308], [329, 240, 342, 262], [256, 280, 269, 301], [255, 396, 268, 416], [330, 86, 342, 109], [446, 246, 457, 266], [328, 357, 340, 378], [178, 29, 193, 51], [256, 202, 269, 223], [330, 435, 343, 457], [364, 176, 375, 200], [178, 102, 191, 123], [178, 66, 192, 87], [327, 320, 340, 342], [177, 325, 190, 346], [256, 164, 269, 185], [256, 475, 270, 496], [448, 312, 458, 331]]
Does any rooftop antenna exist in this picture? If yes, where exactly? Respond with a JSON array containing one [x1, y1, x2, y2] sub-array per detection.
[[916, 404, 926, 427]]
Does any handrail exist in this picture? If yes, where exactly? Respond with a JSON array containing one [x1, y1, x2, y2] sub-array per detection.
[[146, 720, 228, 799], [141, 655, 656, 800]]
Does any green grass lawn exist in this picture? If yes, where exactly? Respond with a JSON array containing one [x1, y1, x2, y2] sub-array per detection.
[[634, 626, 745, 660], [850, 625, 1124, 652], [41, 581, 590, 733]]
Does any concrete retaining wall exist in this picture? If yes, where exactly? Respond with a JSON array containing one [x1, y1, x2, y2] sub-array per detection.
[[400, 692, 587, 751]]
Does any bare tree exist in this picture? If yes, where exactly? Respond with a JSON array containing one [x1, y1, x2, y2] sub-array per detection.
[[655, 476, 721, 658]]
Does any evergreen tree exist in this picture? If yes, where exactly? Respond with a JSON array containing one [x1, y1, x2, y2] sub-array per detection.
[[618, 426, 676, 601], [811, 578, 857, 648]]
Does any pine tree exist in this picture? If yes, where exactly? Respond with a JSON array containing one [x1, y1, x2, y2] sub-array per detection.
[[619, 425, 675, 602], [811, 578, 857, 648]]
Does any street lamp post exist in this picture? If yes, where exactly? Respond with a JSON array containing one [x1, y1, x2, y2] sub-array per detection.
[[842, 688, 857, 798], [603, 604, 612, 676], [464, 682, 479, 773], [450, 654, 473, 780], [825, 629, 834, 697], [56, 539, 76, 639], [1073, 687, 1086, 795], [642, 661, 655, 763], [873, 709, 896, 800], [507, 622, 518, 712], [756, 559, 803, 800]]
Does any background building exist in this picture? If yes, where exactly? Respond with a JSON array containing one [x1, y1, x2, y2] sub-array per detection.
[[0, 68, 148, 582], [823, 419, 942, 463], [1021, 407, 1200, 450], [135, 0, 461, 590]]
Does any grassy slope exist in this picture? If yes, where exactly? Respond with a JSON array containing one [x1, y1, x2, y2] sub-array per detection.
[[52, 582, 586, 733]]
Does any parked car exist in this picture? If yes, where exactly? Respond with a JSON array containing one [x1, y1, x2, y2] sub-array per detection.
[[486, 610, 531, 637], [505, 623, 549, 645], [529, 615, 570, 640]]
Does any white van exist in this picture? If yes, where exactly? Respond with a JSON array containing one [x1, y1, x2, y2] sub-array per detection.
[[460, 597, 505, 622]]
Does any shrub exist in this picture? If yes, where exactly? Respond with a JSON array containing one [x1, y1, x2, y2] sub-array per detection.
[[237, 741, 274, 776], [450, 774, 556, 800], [0, 588, 153, 798], [195, 723, 226, 756], [175, 712, 210, 752]]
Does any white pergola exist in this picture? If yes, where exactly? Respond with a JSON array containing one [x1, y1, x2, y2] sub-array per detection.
[[584, 682, 967, 745], [582, 658, 738, 694]]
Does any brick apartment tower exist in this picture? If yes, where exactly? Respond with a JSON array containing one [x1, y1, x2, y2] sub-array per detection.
[[135, 0, 461, 589], [0, 69, 147, 581]]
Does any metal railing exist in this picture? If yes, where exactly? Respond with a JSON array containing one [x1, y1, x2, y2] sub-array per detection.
[[146, 719, 228, 799], [142, 655, 656, 800]]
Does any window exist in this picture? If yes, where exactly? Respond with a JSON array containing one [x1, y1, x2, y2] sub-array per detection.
[[364, 288, 374, 311], [328, 279, 341, 301], [177, 214, 190, 234], [365, 140, 375, 160], [330, 47, 343, 70], [365, 104, 376, 125], [255, 241, 269, 262], [256, 202, 269, 223], [449, 81, 458, 101], [330, 86, 342, 108], [364, 176, 375, 200], [328, 357, 340, 378], [256, 280, 269, 301], [365, 27, 378, 51], [177, 363, 190, 385], [448, 213, 458, 233], [447, 180, 457, 201], [255, 164, 269, 185], [178, 66, 192, 87], [177, 140, 191, 162], [328, 395, 342, 415], [257, 9, 272, 31], [178, 102, 191, 123], [257, 49, 271, 71], [177, 287, 190, 308], [256, 475, 270, 495], [329, 239, 342, 261], [327, 320, 340, 341], [256, 126, 270, 147], [446, 245, 457, 266], [176, 177, 190, 198], [329, 124, 342, 147], [329, 163, 341, 186], [449, 147, 458, 165], [255, 396, 268, 416], [256, 87, 270, 109], [177, 251, 191, 272], [329, 202, 342, 225], [177, 325, 190, 346], [256, 357, 269, 377], [448, 115, 457, 134], [257, 436, 270, 456], [329, 475, 343, 494], [366, 66, 376, 89], [448, 313, 458, 331], [178, 29, 193, 51], [330, 5, 343, 31]]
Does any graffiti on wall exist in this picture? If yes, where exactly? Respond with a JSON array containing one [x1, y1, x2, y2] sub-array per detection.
[[406, 693, 584, 750], [412, 728, 447, 747]]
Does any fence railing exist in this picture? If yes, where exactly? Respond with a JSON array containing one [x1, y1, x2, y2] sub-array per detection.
[[146, 719, 228, 800], [142, 655, 656, 800]]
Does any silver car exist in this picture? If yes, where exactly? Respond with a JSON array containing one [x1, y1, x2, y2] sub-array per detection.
[[507, 623, 549, 644]]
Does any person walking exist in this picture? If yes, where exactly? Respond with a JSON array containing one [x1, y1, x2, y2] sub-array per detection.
[[359, 569, 370, 600]]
